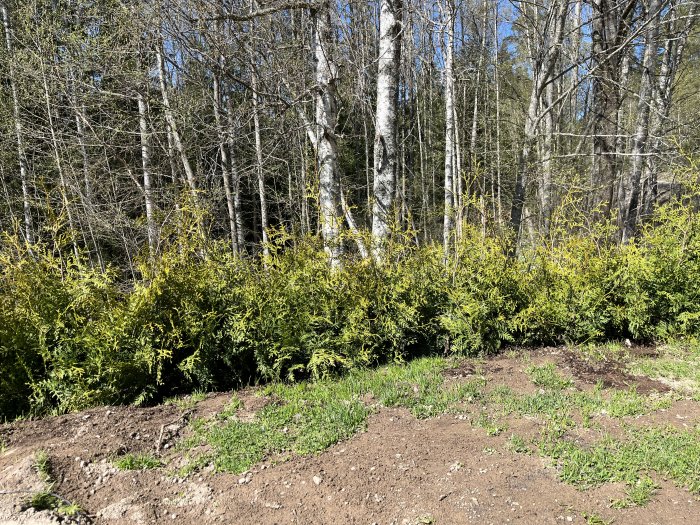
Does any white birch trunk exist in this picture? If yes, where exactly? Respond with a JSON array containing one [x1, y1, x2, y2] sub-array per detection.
[[314, 0, 343, 267], [226, 98, 246, 251], [250, 0, 269, 257], [371, 0, 402, 261], [156, 44, 198, 202], [137, 91, 157, 256], [1, 1, 33, 245], [442, 0, 456, 256]]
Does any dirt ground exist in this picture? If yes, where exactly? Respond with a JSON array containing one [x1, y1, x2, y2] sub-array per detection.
[[1, 347, 698, 525]]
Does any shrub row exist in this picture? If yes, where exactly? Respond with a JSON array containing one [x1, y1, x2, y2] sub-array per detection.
[[2, 200, 700, 419]]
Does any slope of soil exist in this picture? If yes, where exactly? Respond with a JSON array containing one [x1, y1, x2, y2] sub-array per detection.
[[1, 346, 698, 525]]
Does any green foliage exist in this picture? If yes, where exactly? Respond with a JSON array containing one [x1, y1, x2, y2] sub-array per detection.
[[526, 363, 574, 390], [440, 228, 522, 354], [540, 425, 700, 496], [113, 453, 163, 470], [25, 491, 60, 512], [33, 449, 52, 483], [4, 193, 700, 419]]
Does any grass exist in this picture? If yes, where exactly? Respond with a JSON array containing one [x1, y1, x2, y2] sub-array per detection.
[[630, 342, 700, 395], [526, 363, 574, 390], [113, 452, 163, 470], [538, 425, 700, 500], [489, 380, 671, 424], [24, 450, 83, 517], [165, 390, 207, 411], [175, 346, 699, 514], [33, 449, 52, 484], [183, 357, 486, 474]]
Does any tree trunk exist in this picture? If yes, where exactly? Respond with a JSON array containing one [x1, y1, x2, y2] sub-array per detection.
[[442, 0, 456, 257], [313, 0, 343, 267], [621, 0, 661, 242], [137, 91, 158, 257], [371, 0, 401, 260], [250, 1, 270, 257], [156, 43, 198, 202], [1, 1, 33, 245]]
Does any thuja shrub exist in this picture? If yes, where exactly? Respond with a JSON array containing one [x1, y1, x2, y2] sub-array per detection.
[[440, 227, 524, 353], [244, 236, 447, 381], [626, 201, 700, 340], [114, 242, 257, 404], [0, 235, 118, 417], [4, 195, 700, 420], [512, 234, 624, 345]]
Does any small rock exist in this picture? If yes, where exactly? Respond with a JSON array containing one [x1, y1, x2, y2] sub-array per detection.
[[313, 475, 323, 486], [238, 471, 252, 484]]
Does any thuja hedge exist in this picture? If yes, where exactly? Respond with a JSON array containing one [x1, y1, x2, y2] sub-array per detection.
[[2, 200, 700, 419]]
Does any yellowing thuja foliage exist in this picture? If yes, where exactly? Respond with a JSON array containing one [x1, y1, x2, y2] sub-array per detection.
[[3, 194, 700, 419]]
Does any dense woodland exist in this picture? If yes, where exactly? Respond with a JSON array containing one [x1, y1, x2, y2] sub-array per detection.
[[2, 0, 700, 420]]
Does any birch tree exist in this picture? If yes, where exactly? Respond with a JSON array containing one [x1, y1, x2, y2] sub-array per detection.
[[371, 0, 402, 260], [1, 0, 33, 245], [313, 0, 343, 266], [442, 0, 456, 256]]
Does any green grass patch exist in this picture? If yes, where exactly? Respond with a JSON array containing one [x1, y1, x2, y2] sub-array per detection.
[[165, 390, 207, 411], [539, 425, 700, 498], [489, 381, 671, 424], [526, 363, 574, 390], [113, 452, 163, 470], [185, 357, 485, 474], [630, 343, 700, 394]]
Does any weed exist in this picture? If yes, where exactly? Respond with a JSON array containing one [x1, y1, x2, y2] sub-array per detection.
[[56, 501, 83, 516], [582, 512, 614, 525], [507, 434, 531, 454], [33, 449, 52, 483], [23, 491, 83, 517], [612, 476, 658, 508], [472, 412, 507, 436], [526, 363, 573, 390], [165, 390, 207, 411], [113, 453, 163, 470], [25, 491, 60, 512]]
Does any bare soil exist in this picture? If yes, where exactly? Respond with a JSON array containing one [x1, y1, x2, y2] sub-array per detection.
[[1, 347, 698, 525]]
